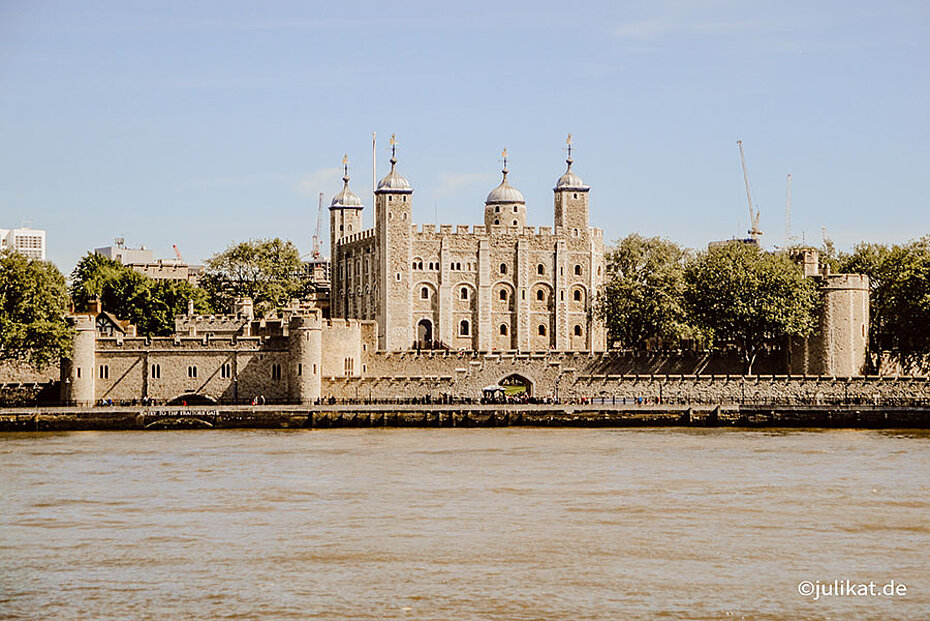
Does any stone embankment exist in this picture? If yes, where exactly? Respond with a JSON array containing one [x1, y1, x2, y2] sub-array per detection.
[[2, 403, 929, 432]]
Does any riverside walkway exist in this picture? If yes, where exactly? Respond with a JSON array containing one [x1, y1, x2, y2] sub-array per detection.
[[2, 403, 930, 431]]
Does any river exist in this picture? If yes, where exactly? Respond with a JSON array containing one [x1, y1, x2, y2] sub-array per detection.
[[2, 428, 928, 619]]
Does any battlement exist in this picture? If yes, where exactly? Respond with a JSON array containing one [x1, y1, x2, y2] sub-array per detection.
[[341, 228, 377, 245], [68, 314, 96, 329], [323, 318, 372, 329], [94, 335, 283, 351], [411, 223, 594, 241], [821, 273, 870, 291]]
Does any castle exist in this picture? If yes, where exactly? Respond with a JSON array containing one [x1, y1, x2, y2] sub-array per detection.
[[50, 142, 872, 407], [329, 143, 607, 352]]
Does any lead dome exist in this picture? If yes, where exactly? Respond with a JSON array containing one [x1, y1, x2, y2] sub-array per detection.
[[555, 158, 588, 191], [330, 174, 363, 209], [377, 156, 412, 192], [485, 168, 525, 204]]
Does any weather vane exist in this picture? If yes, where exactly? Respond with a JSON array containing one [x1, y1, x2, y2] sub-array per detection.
[[389, 133, 397, 159], [501, 147, 508, 171], [342, 154, 349, 177], [566, 133, 573, 161]]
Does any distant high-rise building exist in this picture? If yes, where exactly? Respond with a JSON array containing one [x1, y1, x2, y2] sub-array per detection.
[[0, 227, 47, 261]]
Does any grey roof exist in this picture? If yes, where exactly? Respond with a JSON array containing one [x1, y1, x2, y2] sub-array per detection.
[[330, 176, 364, 209], [555, 159, 589, 191], [377, 157, 412, 192], [485, 169, 525, 204]]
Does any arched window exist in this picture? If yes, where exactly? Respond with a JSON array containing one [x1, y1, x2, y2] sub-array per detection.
[[459, 320, 470, 336], [421, 287, 429, 299], [538, 324, 547, 336], [536, 289, 544, 301], [456, 262, 462, 271], [574, 325, 583, 336], [460, 287, 469, 300], [494, 219, 500, 225], [537, 264, 544, 275], [500, 324, 508, 335], [574, 264, 582, 275], [499, 289, 507, 301], [495, 206, 500, 213], [573, 290, 582, 302], [499, 263, 507, 274], [513, 205, 518, 212]]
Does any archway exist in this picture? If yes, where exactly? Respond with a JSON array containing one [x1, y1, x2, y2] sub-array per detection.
[[499, 373, 533, 397], [167, 393, 218, 406], [416, 319, 433, 349]]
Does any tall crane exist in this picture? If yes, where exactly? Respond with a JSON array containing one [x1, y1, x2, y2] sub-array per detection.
[[172, 244, 183, 262], [311, 192, 324, 260], [737, 140, 763, 243], [785, 173, 792, 246]]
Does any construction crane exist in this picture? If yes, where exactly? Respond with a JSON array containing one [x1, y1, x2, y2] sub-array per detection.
[[172, 244, 183, 262], [785, 173, 792, 246], [737, 140, 763, 243], [311, 192, 324, 260]]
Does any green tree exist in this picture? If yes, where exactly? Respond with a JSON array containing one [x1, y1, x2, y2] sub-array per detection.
[[0, 251, 72, 366], [70, 253, 210, 336], [595, 234, 695, 348], [201, 238, 304, 316], [838, 238, 930, 373], [685, 242, 820, 374]]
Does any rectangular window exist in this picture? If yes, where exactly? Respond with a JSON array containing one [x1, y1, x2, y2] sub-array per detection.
[[271, 363, 282, 380], [297, 363, 302, 376], [151, 364, 161, 379], [99, 365, 109, 379], [77, 367, 81, 379], [188, 366, 198, 378], [221, 363, 231, 379]]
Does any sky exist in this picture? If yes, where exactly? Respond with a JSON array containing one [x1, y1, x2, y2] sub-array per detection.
[[1, 0, 928, 272]]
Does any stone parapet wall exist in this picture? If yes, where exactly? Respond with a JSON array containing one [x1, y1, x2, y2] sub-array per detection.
[[322, 373, 930, 405], [0, 361, 59, 383]]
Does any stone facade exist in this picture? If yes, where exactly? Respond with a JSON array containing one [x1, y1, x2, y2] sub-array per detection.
[[329, 148, 607, 352], [788, 249, 870, 376], [60, 307, 378, 406]]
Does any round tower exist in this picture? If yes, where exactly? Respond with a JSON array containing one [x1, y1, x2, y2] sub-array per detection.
[[484, 149, 526, 229], [62, 315, 96, 406], [817, 274, 870, 377], [288, 311, 322, 404]]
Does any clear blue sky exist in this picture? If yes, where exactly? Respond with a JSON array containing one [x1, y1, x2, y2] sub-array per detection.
[[1, 0, 928, 272]]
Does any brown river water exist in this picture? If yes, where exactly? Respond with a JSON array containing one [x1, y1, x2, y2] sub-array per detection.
[[2, 428, 929, 620]]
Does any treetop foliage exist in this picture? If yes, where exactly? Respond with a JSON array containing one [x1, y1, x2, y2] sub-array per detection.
[[836, 236, 930, 373], [0, 250, 71, 367], [70, 252, 210, 336], [200, 238, 305, 317], [684, 241, 820, 373]]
